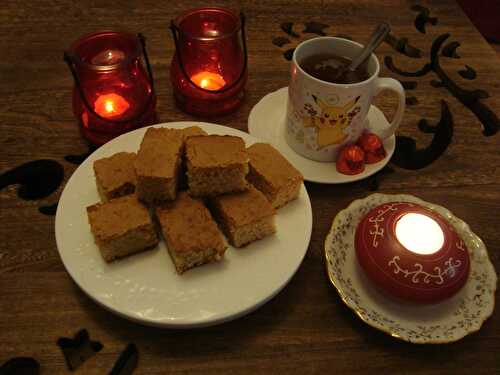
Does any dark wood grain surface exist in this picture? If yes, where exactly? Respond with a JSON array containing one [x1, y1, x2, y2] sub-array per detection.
[[1, 1, 499, 374]]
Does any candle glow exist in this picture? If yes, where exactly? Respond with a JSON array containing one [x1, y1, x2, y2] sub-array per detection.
[[94, 93, 130, 118], [91, 49, 126, 65], [395, 213, 445, 255], [191, 71, 226, 91]]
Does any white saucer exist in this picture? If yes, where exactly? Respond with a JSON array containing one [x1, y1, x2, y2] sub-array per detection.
[[248, 87, 395, 184], [325, 193, 497, 344], [55, 122, 313, 328]]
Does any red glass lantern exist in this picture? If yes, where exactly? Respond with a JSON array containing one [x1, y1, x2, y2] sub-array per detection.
[[355, 203, 470, 304], [170, 8, 248, 116], [64, 31, 157, 145]]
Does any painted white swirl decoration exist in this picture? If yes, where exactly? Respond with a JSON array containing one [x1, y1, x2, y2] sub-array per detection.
[[388, 256, 462, 285], [456, 240, 466, 252], [368, 203, 413, 247]]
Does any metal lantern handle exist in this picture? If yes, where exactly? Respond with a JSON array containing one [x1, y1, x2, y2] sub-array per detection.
[[169, 12, 248, 94], [63, 33, 156, 124]]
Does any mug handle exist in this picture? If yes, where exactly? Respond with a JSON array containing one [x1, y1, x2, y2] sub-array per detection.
[[367, 77, 405, 139]]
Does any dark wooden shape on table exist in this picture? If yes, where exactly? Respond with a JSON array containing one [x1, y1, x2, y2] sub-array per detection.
[[458, 65, 477, 80], [1, 1, 500, 375], [411, 5, 438, 34], [109, 343, 138, 375], [0, 358, 39, 375], [57, 329, 103, 371], [0, 160, 64, 200]]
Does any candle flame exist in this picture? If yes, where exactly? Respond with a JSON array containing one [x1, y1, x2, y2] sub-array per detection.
[[191, 71, 226, 91], [395, 213, 444, 255], [105, 100, 115, 113], [94, 93, 130, 118]]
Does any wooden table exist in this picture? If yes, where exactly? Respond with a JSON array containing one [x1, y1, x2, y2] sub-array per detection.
[[1, 1, 499, 373]]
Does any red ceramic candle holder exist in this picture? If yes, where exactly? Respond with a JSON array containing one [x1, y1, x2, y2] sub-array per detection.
[[64, 31, 157, 145], [355, 202, 470, 304], [170, 7, 248, 116]]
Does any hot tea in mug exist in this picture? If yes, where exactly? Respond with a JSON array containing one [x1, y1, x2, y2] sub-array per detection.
[[299, 53, 370, 84], [285, 37, 406, 162]]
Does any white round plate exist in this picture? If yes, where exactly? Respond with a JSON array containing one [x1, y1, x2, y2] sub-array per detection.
[[325, 193, 497, 344], [55, 122, 313, 328], [248, 87, 395, 184]]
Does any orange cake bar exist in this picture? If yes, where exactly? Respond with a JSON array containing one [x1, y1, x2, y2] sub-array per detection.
[[247, 143, 303, 208], [156, 192, 227, 274], [178, 126, 208, 190], [134, 127, 184, 204], [93, 152, 137, 202], [87, 195, 158, 262], [186, 135, 249, 197], [181, 126, 208, 139], [210, 186, 276, 248]]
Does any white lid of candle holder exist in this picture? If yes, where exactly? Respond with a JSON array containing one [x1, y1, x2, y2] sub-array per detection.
[[324, 193, 497, 344]]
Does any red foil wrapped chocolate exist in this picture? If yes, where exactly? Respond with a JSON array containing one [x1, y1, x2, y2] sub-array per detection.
[[336, 145, 365, 175], [357, 132, 386, 164], [355, 202, 470, 304]]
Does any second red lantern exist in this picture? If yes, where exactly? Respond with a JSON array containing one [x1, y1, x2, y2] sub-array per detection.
[[170, 7, 248, 116]]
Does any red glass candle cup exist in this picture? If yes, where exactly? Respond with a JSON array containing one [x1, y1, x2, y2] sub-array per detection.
[[170, 8, 248, 116], [64, 31, 157, 145], [355, 203, 470, 304]]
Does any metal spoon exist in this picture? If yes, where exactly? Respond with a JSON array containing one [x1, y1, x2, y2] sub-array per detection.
[[334, 23, 391, 82]]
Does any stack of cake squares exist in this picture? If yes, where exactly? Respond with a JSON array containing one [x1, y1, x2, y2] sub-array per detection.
[[87, 126, 303, 274]]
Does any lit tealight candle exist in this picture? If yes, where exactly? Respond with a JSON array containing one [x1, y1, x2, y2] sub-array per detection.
[[202, 21, 220, 37], [94, 93, 130, 118], [395, 213, 445, 255], [190, 71, 226, 91], [91, 49, 126, 65]]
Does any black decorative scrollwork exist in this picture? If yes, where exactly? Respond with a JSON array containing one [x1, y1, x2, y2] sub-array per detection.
[[0, 357, 39, 375], [280, 22, 300, 38], [458, 65, 477, 80], [303, 21, 329, 36], [109, 343, 139, 375], [411, 5, 438, 34], [272, 36, 291, 47], [393, 101, 453, 170], [387, 33, 499, 136], [0, 160, 64, 200], [442, 41, 461, 58], [57, 329, 103, 371]]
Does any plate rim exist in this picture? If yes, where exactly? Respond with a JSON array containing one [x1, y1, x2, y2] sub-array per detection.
[[248, 86, 395, 184], [324, 192, 497, 344], [55, 121, 313, 328]]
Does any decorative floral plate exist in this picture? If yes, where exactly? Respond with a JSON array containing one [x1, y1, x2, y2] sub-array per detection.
[[325, 193, 497, 344]]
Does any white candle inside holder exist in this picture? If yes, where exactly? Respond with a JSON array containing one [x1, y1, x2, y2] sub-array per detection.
[[395, 213, 444, 255]]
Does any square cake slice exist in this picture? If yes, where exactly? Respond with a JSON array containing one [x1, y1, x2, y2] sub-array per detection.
[[247, 143, 303, 208], [87, 195, 158, 262], [210, 186, 276, 248], [186, 135, 249, 197], [93, 152, 137, 202], [178, 126, 209, 190], [181, 126, 208, 139], [155, 192, 227, 274], [134, 127, 184, 204]]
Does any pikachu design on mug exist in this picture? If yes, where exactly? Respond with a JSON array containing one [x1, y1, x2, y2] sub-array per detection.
[[302, 95, 360, 149]]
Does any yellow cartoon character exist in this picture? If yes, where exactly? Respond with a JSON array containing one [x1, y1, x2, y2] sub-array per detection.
[[303, 95, 360, 149]]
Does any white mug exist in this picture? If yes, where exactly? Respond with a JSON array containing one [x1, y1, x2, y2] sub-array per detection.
[[285, 37, 405, 162]]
